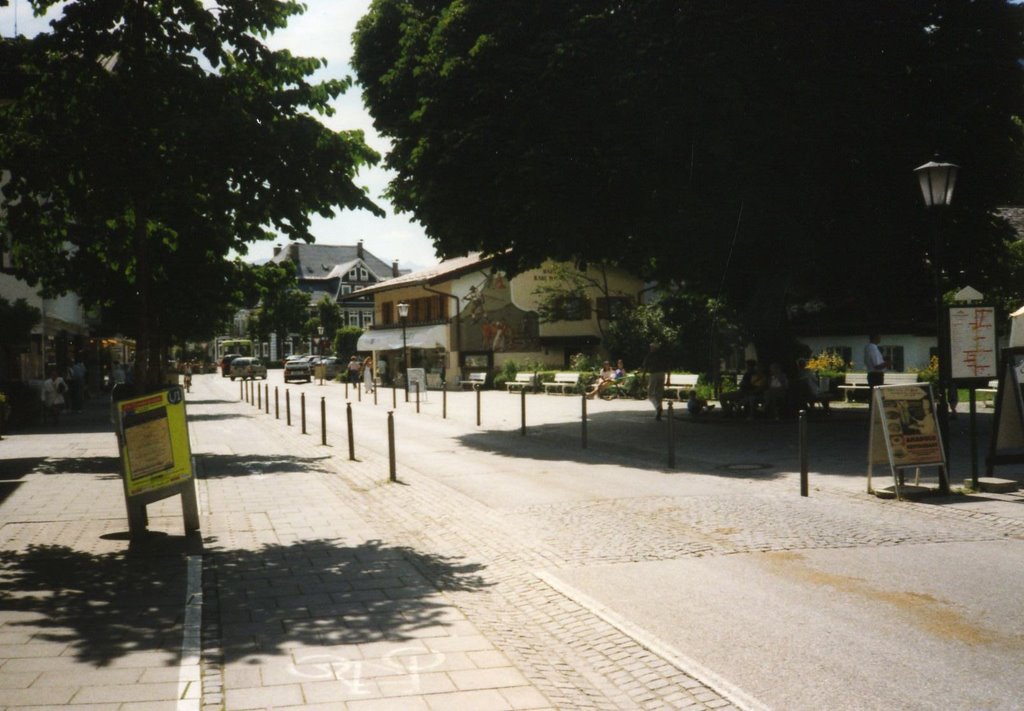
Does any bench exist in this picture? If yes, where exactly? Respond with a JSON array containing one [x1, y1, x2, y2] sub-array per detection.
[[662, 373, 701, 401], [838, 372, 920, 401], [459, 372, 487, 390], [543, 372, 580, 395], [978, 379, 999, 407], [506, 372, 538, 393]]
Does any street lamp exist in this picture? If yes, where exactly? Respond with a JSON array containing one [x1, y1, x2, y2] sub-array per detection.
[[397, 301, 409, 402], [915, 157, 958, 492], [316, 325, 324, 356]]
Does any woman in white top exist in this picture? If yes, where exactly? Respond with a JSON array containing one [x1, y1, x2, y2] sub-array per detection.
[[41, 368, 68, 424]]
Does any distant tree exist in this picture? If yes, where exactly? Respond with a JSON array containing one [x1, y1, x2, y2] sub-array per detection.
[[0, 297, 41, 378], [247, 263, 310, 354], [334, 326, 363, 359], [353, 0, 1024, 357], [0, 1, 382, 389]]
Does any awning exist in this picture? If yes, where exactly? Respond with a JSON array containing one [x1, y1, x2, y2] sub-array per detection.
[[357, 324, 448, 352]]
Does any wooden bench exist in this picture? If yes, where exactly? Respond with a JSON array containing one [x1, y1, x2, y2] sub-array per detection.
[[662, 373, 700, 401], [978, 379, 999, 407], [838, 372, 920, 401], [506, 372, 537, 393], [837, 372, 869, 401], [459, 372, 487, 390], [885, 373, 920, 386], [543, 372, 580, 395]]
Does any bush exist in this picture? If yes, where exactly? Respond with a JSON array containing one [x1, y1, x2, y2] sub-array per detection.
[[805, 350, 848, 380]]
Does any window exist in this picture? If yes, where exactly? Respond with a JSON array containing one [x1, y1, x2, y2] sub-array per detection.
[[348, 313, 359, 326], [362, 312, 374, 327], [553, 295, 591, 321], [359, 267, 368, 281], [881, 345, 905, 372], [595, 296, 633, 320], [348, 268, 358, 280], [382, 302, 394, 325], [341, 284, 351, 295]]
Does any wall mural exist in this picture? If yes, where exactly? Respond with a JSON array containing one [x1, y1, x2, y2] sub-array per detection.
[[457, 271, 540, 353]]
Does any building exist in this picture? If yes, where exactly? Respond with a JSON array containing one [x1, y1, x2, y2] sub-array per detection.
[[354, 253, 644, 387], [265, 240, 406, 357]]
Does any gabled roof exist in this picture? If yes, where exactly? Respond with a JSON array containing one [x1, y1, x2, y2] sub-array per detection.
[[269, 242, 403, 282], [355, 253, 496, 296]]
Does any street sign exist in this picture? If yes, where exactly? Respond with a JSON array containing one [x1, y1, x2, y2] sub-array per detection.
[[868, 383, 948, 497]]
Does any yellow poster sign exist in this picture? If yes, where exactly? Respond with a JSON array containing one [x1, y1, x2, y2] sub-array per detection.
[[116, 387, 193, 497]]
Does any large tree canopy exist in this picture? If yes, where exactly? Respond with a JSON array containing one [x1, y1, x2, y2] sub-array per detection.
[[0, 0, 382, 387], [353, 0, 1024, 342]]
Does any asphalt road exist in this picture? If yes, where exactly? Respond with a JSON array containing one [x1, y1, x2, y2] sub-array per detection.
[[216, 371, 1024, 710]]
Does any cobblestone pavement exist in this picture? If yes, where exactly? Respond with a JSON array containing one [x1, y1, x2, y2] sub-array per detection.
[[199, 375, 1023, 710]]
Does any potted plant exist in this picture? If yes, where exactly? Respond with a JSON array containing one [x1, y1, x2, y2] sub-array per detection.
[[805, 351, 848, 393]]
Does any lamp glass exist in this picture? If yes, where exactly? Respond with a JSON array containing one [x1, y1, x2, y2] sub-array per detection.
[[915, 160, 959, 207], [397, 302, 409, 318]]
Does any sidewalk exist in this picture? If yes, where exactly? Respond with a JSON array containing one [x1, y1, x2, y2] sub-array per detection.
[[1, 375, 1022, 711]]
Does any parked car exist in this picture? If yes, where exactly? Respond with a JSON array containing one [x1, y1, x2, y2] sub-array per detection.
[[229, 357, 268, 381], [284, 355, 316, 383], [316, 357, 343, 380], [220, 353, 243, 378]]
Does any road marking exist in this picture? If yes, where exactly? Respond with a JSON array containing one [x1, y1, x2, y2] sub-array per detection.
[[178, 554, 202, 711], [534, 569, 770, 711]]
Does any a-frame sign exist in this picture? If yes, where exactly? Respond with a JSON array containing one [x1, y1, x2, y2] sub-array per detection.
[[985, 347, 1024, 477], [868, 383, 949, 498]]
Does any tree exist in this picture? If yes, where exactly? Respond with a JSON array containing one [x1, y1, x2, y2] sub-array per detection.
[[334, 326, 363, 360], [353, 0, 1024, 359], [0, 297, 41, 379], [0, 1, 382, 389], [246, 262, 310, 356]]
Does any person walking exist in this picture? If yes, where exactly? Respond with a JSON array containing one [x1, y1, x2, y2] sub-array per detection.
[[362, 356, 374, 393], [642, 343, 671, 420], [41, 368, 68, 425], [864, 334, 889, 413], [347, 356, 361, 386]]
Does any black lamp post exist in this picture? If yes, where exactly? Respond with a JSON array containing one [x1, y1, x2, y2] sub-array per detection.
[[915, 157, 958, 492], [397, 301, 409, 402], [316, 325, 324, 356]]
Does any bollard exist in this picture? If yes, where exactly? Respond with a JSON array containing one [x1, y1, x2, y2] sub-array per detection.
[[799, 409, 809, 497], [239, 379, 243, 401], [667, 401, 675, 468], [301, 392, 307, 434], [405, 378, 409, 403], [275, 387, 279, 419], [374, 383, 378, 406], [521, 387, 527, 436], [265, 384, 269, 414], [442, 384, 447, 419], [415, 382, 420, 414], [286, 389, 291, 426], [388, 410, 397, 482], [581, 392, 588, 449], [392, 382, 397, 408], [344, 380, 349, 399], [321, 396, 327, 446], [257, 381, 262, 410], [346, 402, 355, 461], [358, 382, 362, 402], [476, 386, 482, 426]]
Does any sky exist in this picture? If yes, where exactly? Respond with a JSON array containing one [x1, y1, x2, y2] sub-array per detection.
[[0, 0, 441, 272]]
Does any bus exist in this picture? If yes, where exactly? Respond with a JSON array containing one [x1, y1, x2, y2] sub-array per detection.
[[216, 338, 254, 360]]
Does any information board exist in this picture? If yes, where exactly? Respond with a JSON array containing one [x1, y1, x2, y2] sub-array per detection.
[[986, 348, 1024, 476], [948, 305, 997, 383], [867, 383, 947, 495], [116, 387, 193, 496], [407, 368, 428, 398]]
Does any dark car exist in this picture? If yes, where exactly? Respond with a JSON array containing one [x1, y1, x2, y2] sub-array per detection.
[[220, 353, 243, 378], [284, 355, 316, 383]]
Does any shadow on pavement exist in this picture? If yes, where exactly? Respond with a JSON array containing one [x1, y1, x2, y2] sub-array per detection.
[[196, 453, 334, 479], [205, 537, 491, 663], [0, 537, 490, 668]]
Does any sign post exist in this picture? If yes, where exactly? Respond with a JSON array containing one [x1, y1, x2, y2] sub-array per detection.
[[114, 386, 199, 538], [867, 383, 948, 498]]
